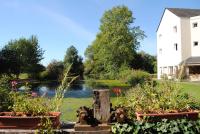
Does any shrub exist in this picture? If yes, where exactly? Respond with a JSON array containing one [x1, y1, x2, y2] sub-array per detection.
[[10, 92, 53, 116], [39, 70, 49, 80], [119, 69, 151, 87], [112, 119, 200, 134], [0, 87, 13, 112], [124, 81, 200, 118], [0, 75, 13, 90]]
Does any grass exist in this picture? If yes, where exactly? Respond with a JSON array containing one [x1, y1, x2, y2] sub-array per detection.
[[60, 98, 92, 122], [19, 73, 29, 79], [84, 79, 129, 88], [60, 97, 122, 122], [180, 82, 200, 101]]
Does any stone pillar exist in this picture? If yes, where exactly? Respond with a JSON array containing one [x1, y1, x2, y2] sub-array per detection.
[[93, 89, 110, 124]]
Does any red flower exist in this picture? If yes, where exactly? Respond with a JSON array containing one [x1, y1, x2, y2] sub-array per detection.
[[112, 87, 121, 96]]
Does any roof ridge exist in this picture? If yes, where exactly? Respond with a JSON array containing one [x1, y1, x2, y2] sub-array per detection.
[[167, 7, 200, 10], [167, 8, 200, 18]]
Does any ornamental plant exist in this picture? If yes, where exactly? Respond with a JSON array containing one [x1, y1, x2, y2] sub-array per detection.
[[125, 81, 200, 116], [112, 119, 200, 134]]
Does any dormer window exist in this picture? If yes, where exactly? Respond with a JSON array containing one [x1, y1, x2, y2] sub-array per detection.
[[193, 23, 198, 28], [194, 41, 198, 46], [173, 26, 177, 33]]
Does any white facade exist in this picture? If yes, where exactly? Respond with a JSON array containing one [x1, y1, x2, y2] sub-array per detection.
[[190, 16, 200, 57], [157, 8, 200, 79]]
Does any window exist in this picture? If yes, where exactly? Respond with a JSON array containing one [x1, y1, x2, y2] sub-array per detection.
[[159, 34, 162, 38], [159, 48, 162, 54], [193, 23, 198, 28], [194, 41, 198, 46], [174, 43, 178, 51], [169, 66, 173, 75], [173, 26, 177, 33]]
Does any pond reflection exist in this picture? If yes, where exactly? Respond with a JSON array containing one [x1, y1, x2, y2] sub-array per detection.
[[19, 81, 127, 98]]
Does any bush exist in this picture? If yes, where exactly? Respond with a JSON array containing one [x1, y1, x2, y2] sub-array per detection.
[[119, 69, 151, 87], [39, 70, 49, 80], [0, 75, 13, 90], [112, 119, 200, 134], [0, 87, 13, 112], [38, 60, 64, 81], [10, 92, 53, 116], [124, 81, 200, 118]]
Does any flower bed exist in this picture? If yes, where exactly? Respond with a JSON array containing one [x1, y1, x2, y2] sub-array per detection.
[[0, 112, 61, 129], [124, 81, 200, 121], [136, 111, 199, 121]]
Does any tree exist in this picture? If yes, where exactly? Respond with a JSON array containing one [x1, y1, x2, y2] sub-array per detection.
[[0, 47, 20, 75], [43, 60, 64, 80], [84, 6, 145, 79], [131, 51, 157, 74], [4, 35, 44, 75], [63, 46, 84, 78]]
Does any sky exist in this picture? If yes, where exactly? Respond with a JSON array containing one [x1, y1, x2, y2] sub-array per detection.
[[0, 0, 200, 66]]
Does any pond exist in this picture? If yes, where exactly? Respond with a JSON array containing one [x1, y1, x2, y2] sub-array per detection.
[[18, 81, 126, 98]]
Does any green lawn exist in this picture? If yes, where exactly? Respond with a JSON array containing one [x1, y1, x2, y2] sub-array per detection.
[[60, 97, 121, 122], [180, 82, 200, 101], [84, 79, 129, 88]]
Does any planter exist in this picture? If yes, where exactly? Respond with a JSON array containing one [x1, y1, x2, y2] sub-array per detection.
[[136, 111, 199, 121], [0, 112, 61, 129]]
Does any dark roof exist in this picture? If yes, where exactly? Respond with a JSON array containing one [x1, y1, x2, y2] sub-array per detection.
[[180, 57, 200, 65], [157, 8, 200, 32], [167, 8, 200, 18]]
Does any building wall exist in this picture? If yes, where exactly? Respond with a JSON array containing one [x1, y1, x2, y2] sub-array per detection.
[[157, 9, 182, 79], [180, 18, 191, 61], [190, 16, 200, 57]]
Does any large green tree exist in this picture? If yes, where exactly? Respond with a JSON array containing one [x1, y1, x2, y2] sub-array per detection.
[[63, 45, 84, 78], [85, 6, 145, 79], [3, 35, 44, 75]]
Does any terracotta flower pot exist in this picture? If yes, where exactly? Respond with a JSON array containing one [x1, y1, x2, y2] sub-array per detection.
[[0, 112, 61, 129], [136, 111, 199, 121]]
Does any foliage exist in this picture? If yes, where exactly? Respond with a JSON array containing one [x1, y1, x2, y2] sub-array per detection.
[[119, 69, 151, 87], [64, 45, 84, 79], [3, 35, 44, 75], [0, 75, 13, 90], [40, 60, 64, 80], [36, 117, 54, 134], [0, 87, 13, 112], [10, 92, 53, 116], [112, 119, 200, 134], [84, 6, 145, 79], [125, 81, 200, 117], [0, 47, 20, 75], [131, 51, 157, 74]]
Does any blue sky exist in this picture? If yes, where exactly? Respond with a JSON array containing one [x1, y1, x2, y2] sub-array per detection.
[[0, 0, 200, 66]]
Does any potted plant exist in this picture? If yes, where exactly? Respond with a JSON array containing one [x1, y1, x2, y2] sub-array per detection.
[[125, 81, 200, 121], [0, 65, 77, 129]]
